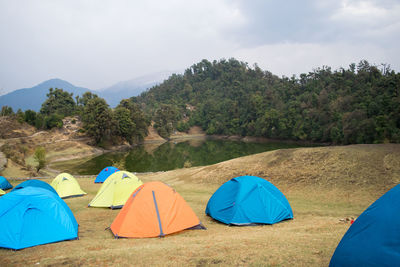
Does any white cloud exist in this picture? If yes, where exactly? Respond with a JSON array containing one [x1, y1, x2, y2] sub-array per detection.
[[335, 0, 388, 18], [0, 0, 399, 93], [234, 42, 397, 77], [0, 0, 243, 91], [329, 0, 400, 41]]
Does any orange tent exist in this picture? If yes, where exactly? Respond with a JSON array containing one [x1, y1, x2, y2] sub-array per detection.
[[110, 181, 205, 238]]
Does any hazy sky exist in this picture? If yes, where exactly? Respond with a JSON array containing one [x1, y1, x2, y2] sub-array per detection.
[[1, 0, 399, 93]]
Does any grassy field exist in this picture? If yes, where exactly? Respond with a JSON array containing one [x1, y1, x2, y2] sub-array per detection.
[[1, 144, 399, 266]]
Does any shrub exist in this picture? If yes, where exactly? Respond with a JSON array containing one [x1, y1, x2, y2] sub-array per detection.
[[33, 146, 46, 172]]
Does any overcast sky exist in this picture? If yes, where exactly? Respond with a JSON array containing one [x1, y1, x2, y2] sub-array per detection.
[[1, 0, 399, 93]]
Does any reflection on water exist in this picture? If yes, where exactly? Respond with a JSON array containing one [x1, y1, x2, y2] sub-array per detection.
[[58, 139, 307, 175]]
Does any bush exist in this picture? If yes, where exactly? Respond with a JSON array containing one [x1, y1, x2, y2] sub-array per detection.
[[33, 146, 46, 172], [1, 106, 14, 116], [177, 121, 190, 132], [45, 114, 63, 129], [24, 110, 37, 126], [35, 114, 45, 129], [16, 109, 24, 123], [183, 160, 192, 168]]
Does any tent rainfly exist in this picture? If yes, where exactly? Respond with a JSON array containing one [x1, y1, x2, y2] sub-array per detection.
[[206, 176, 293, 225], [0, 187, 79, 250], [0, 176, 13, 190], [89, 171, 142, 209], [51, 173, 86, 199], [94, 166, 119, 183], [110, 181, 205, 238]]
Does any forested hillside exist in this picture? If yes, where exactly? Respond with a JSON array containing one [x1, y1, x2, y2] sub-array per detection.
[[135, 58, 400, 144]]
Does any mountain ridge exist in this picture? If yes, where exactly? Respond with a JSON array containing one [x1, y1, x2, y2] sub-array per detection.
[[0, 78, 92, 112], [96, 71, 173, 107], [0, 71, 173, 111]]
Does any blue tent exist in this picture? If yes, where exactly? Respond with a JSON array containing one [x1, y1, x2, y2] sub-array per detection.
[[12, 179, 58, 196], [94, 166, 119, 183], [0, 186, 78, 250], [0, 176, 13, 190], [206, 176, 293, 225], [330, 184, 400, 266]]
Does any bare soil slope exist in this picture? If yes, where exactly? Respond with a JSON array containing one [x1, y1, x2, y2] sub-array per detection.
[[149, 144, 400, 193], [0, 117, 36, 139], [0, 116, 100, 177]]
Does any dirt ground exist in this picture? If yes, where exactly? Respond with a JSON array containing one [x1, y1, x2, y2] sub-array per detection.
[[0, 117, 100, 178]]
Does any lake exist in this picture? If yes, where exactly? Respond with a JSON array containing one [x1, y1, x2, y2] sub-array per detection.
[[53, 138, 312, 175]]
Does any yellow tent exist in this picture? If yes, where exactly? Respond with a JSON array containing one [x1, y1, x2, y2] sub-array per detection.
[[51, 173, 87, 199], [88, 171, 142, 209], [0, 189, 5, 195]]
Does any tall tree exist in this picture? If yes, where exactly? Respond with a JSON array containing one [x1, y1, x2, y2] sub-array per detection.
[[81, 97, 113, 144], [153, 104, 180, 139], [113, 107, 136, 144], [117, 99, 149, 142], [40, 88, 76, 116]]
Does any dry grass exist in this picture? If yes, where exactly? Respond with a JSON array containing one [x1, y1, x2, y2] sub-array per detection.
[[0, 178, 361, 267], [0, 160, 31, 178], [1, 144, 399, 266]]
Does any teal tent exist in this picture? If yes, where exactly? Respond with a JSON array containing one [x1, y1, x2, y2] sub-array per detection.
[[0, 176, 12, 190], [330, 184, 400, 266], [0, 186, 78, 250], [206, 176, 293, 225], [12, 179, 58, 196]]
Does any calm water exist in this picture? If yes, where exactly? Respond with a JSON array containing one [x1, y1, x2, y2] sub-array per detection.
[[59, 139, 309, 175]]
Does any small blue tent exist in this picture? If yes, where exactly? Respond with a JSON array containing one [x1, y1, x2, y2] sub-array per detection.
[[0, 186, 78, 250], [94, 166, 119, 183], [206, 176, 293, 225], [12, 179, 58, 196], [330, 184, 400, 266], [0, 176, 13, 190]]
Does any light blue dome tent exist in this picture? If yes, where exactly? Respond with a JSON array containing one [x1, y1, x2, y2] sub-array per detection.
[[94, 166, 119, 183], [12, 179, 58, 196], [330, 184, 400, 266], [206, 176, 293, 225], [0, 176, 13, 190], [0, 186, 78, 250]]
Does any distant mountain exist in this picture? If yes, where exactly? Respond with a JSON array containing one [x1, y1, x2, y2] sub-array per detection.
[[97, 71, 173, 107], [0, 71, 174, 112], [0, 79, 92, 112]]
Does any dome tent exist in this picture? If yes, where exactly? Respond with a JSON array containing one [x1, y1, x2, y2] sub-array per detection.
[[94, 166, 119, 183], [12, 179, 58, 196], [89, 171, 142, 209], [0, 176, 12, 190], [0, 187, 78, 250], [110, 181, 205, 238], [51, 173, 86, 199], [330, 184, 400, 266], [206, 176, 293, 225]]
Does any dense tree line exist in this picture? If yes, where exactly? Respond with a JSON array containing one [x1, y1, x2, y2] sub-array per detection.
[[136, 58, 400, 144], [1, 88, 149, 146], [2, 58, 399, 145]]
